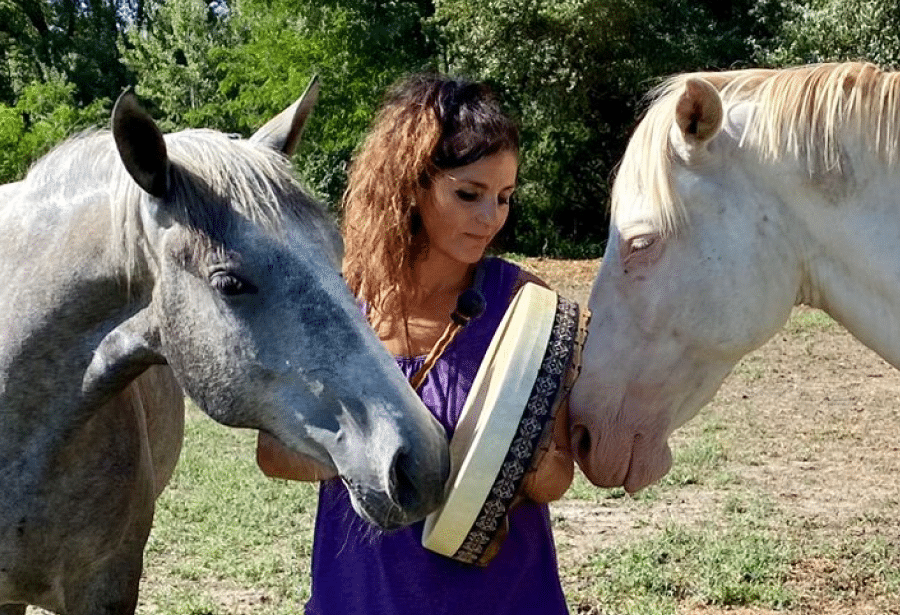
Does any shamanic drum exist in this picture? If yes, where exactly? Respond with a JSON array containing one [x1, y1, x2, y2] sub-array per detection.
[[421, 283, 587, 565]]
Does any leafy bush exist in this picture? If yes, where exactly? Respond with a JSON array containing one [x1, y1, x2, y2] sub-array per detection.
[[0, 80, 107, 184]]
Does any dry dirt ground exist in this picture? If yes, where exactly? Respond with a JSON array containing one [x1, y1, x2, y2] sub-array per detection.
[[520, 257, 900, 615]]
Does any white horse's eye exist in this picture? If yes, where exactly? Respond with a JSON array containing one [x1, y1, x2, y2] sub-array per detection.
[[621, 232, 663, 274], [628, 235, 656, 252]]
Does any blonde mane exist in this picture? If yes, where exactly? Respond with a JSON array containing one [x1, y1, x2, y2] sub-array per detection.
[[614, 62, 900, 235]]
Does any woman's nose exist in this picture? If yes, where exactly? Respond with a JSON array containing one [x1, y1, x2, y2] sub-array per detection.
[[476, 198, 501, 226]]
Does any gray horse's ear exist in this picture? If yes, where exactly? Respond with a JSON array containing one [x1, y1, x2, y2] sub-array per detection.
[[112, 89, 169, 199], [250, 75, 319, 156]]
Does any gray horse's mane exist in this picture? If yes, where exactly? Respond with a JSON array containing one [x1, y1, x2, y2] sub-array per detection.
[[614, 61, 900, 235], [23, 128, 337, 276]]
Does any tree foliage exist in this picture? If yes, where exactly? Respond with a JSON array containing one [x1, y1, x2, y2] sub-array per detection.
[[432, 0, 765, 255], [207, 0, 438, 202], [120, 0, 240, 130], [0, 79, 107, 181], [4, 0, 900, 254], [0, 0, 131, 104], [756, 0, 900, 67]]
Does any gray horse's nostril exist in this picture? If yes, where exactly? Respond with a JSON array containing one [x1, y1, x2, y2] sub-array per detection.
[[389, 449, 420, 510]]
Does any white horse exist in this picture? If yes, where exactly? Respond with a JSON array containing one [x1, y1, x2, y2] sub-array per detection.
[[0, 82, 448, 613], [569, 62, 900, 492]]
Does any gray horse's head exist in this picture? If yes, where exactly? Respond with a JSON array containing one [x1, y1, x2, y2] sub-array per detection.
[[104, 82, 449, 528]]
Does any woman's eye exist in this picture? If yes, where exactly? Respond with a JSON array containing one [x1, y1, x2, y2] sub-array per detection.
[[210, 271, 257, 296], [456, 190, 479, 202]]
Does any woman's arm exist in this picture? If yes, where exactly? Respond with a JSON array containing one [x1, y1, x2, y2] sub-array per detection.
[[256, 431, 338, 481], [521, 400, 575, 503]]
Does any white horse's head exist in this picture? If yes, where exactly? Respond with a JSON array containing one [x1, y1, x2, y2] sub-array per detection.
[[570, 73, 808, 492]]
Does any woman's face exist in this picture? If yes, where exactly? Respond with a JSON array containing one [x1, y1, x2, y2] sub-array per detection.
[[417, 150, 517, 266]]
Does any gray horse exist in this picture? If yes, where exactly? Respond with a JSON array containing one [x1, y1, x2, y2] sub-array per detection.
[[0, 82, 449, 614]]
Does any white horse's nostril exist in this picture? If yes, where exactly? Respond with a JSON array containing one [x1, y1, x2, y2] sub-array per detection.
[[571, 424, 593, 461]]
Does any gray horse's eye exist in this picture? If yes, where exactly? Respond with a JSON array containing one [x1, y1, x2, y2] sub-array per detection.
[[210, 271, 257, 296]]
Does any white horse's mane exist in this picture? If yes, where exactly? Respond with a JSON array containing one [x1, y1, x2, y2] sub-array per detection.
[[614, 61, 900, 235], [23, 128, 334, 275]]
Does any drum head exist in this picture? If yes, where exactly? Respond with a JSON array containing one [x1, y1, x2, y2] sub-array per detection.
[[421, 283, 581, 564]]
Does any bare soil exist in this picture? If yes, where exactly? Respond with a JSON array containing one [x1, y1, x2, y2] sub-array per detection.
[[520, 258, 900, 615]]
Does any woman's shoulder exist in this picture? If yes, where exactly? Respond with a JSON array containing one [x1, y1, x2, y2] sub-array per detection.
[[513, 267, 549, 293], [481, 256, 550, 297]]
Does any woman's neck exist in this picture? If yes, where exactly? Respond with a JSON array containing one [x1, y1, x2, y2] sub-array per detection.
[[373, 254, 480, 357], [411, 254, 475, 307]]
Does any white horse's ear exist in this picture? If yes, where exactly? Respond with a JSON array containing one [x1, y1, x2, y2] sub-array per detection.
[[250, 75, 320, 156], [675, 77, 723, 147], [112, 89, 170, 199]]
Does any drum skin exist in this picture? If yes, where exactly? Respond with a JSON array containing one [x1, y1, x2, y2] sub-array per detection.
[[422, 283, 585, 565]]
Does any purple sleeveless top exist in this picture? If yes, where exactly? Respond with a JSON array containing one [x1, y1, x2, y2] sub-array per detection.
[[305, 257, 569, 615]]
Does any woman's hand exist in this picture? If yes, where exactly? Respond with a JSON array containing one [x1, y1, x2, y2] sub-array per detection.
[[256, 431, 338, 481], [521, 402, 575, 503]]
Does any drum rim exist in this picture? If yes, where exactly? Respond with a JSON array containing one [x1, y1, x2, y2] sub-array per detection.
[[422, 283, 581, 564]]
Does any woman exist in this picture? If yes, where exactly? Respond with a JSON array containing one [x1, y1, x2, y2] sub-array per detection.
[[257, 73, 573, 615]]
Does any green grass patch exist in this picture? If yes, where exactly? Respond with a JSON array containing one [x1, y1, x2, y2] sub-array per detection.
[[731, 353, 768, 382], [816, 534, 900, 602], [579, 501, 795, 614], [566, 411, 731, 504], [784, 308, 836, 335], [142, 403, 318, 613], [138, 398, 895, 615], [658, 418, 732, 490]]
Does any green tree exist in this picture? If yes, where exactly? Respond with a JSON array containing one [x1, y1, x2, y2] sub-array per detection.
[[755, 0, 900, 66], [0, 1, 134, 182], [0, 79, 107, 183], [205, 0, 437, 204], [0, 0, 131, 105], [118, 0, 437, 206], [432, 0, 768, 256], [119, 0, 240, 131], [3, 0, 826, 255]]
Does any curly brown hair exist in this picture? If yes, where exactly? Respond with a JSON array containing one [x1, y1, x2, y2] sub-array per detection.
[[341, 73, 519, 320]]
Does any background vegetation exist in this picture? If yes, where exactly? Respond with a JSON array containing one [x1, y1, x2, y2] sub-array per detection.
[[3, 0, 900, 255]]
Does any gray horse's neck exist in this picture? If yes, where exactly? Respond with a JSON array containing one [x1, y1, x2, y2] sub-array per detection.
[[0, 190, 157, 458]]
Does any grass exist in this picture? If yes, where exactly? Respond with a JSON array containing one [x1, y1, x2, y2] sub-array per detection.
[[140, 402, 319, 613], [561, 409, 794, 614], [140, 403, 767, 614], [582, 510, 795, 614], [784, 307, 837, 335], [558, 486, 798, 615]]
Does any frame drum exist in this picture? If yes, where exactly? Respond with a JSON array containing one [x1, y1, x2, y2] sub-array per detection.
[[421, 283, 585, 565]]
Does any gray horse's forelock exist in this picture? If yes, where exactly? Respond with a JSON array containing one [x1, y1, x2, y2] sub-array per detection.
[[23, 129, 336, 280], [165, 129, 319, 234]]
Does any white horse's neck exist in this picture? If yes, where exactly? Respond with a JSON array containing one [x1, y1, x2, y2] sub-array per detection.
[[762, 148, 900, 369]]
